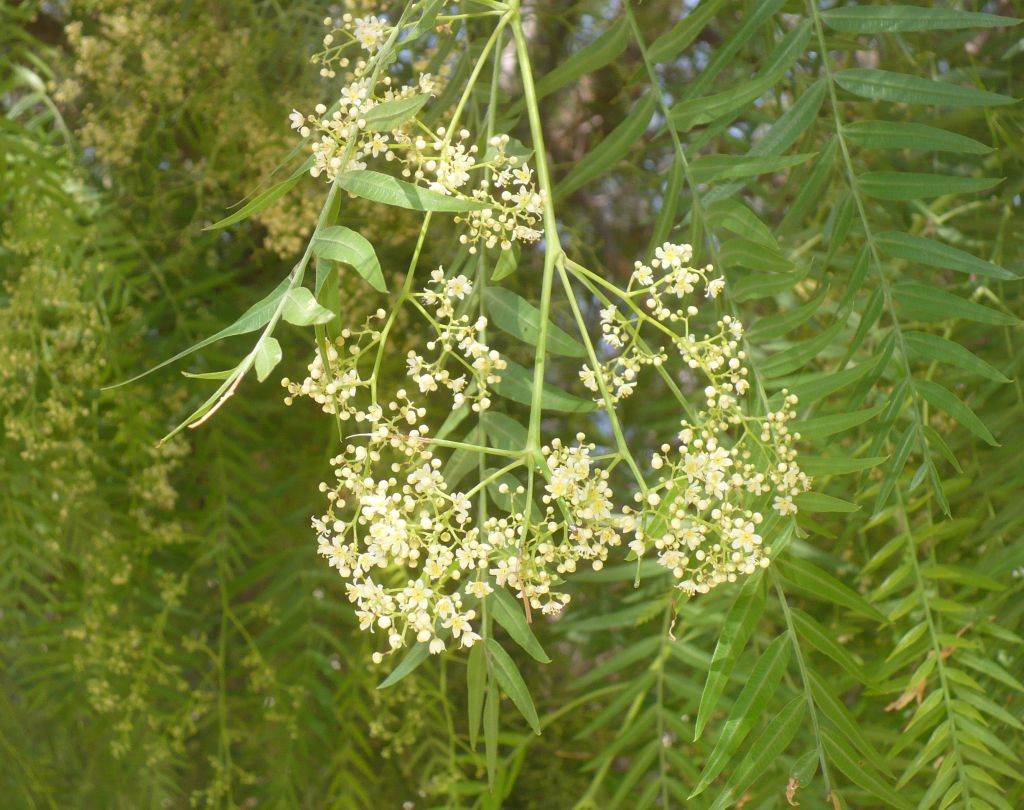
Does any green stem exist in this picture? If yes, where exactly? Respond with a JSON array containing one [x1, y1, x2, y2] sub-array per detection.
[[511, 10, 559, 458]]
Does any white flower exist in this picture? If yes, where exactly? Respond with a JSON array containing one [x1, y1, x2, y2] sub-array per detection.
[[353, 15, 387, 52], [289, 110, 305, 130], [773, 495, 798, 516]]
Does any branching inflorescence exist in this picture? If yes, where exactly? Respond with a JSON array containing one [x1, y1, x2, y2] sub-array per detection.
[[270, 8, 813, 662]]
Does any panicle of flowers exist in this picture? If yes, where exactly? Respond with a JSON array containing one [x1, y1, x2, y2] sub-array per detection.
[[289, 70, 438, 181], [281, 309, 389, 419], [392, 130, 545, 252], [313, 13, 391, 78], [591, 244, 811, 594], [408, 268, 506, 412], [310, 397, 487, 662], [293, 17, 545, 253]]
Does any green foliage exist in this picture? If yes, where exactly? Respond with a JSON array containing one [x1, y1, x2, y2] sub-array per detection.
[[3, 1, 1024, 808]]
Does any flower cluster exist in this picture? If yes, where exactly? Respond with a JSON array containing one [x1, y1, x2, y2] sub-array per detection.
[[580, 242, 730, 405], [293, 23, 545, 252], [408, 269, 506, 411], [580, 243, 812, 593]]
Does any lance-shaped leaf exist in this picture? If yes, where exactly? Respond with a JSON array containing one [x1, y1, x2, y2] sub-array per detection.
[[690, 633, 791, 797], [488, 587, 550, 663], [689, 152, 817, 184], [670, 22, 812, 132], [206, 157, 312, 230], [313, 225, 387, 292], [105, 277, 291, 389], [556, 92, 656, 198], [694, 573, 765, 740], [823, 5, 1019, 33], [336, 169, 487, 212], [903, 331, 1011, 383], [794, 492, 861, 513], [493, 358, 596, 413], [467, 643, 486, 749], [708, 697, 805, 810], [894, 282, 1022, 326], [876, 231, 1017, 281], [822, 726, 913, 809], [362, 94, 428, 132], [843, 121, 992, 154], [858, 171, 1001, 200], [484, 287, 586, 357], [485, 639, 541, 734], [532, 16, 630, 101], [775, 557, 886, 622], [914, 379, 998, 446], [377, 642, 429, 689], [835, 68, 1017, 107]]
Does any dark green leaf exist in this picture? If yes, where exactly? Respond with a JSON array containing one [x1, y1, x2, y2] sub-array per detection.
[[485, 639, 541, 734], [336, 169, 486, 212], [835, 69, 1016, 107], [313, 225, 387, 292], [484, 287, 586, 357]]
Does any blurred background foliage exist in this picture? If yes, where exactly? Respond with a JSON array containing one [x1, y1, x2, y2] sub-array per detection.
[[2, 1, 1024, 808]]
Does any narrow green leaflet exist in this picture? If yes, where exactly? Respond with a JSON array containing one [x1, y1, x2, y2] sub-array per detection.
[[894, 282, 1022, 326], [903, 331, 1011, 383], [205, 157, 312, 230], [336, 169, 486, 212], [688, 153, 817, 184], [689, 634, 791, 797], [858, 171, 1001, 200], [682, 0, 786, 99], [254, 336, 282, 383], [669, 22, 812, 132], [694, 573, 765, 740], [808, 670, 891, 774], [795, 492, 861, 513], [822, 6, 1020, 33], [646, 0, 728, 65], [790, 608, 871, 683], [799, 455, 888, 476], [104, 277, 290, 389], [484, 638, 541, 734], [779, 138, 837, 230], [313, 225, 387, 292], [362, 94, 428, 132], [488, 587, 551, 663], [556, 92, 656, 198], [915, 379, 998, 446], [835, 68, 1017, 107], [760, 321, 844, 378], [843, 121, 992, 155], [467, 643, 486, 750], [790, 402, 887, 441], [484, 678, 499, 785], [281, 287, 336, 326], [876, 231, 1017, 281], [708, 698, 805, 810], [822, 726, 913, 809], [533, 16, 630, 101], [481, 411, 527, 452], [377, 642, 429, 689], [775, 557, 886, 622], [484, 287, 586, 357], [493, 358, 596, 413], [707, 199, 777, 250]]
